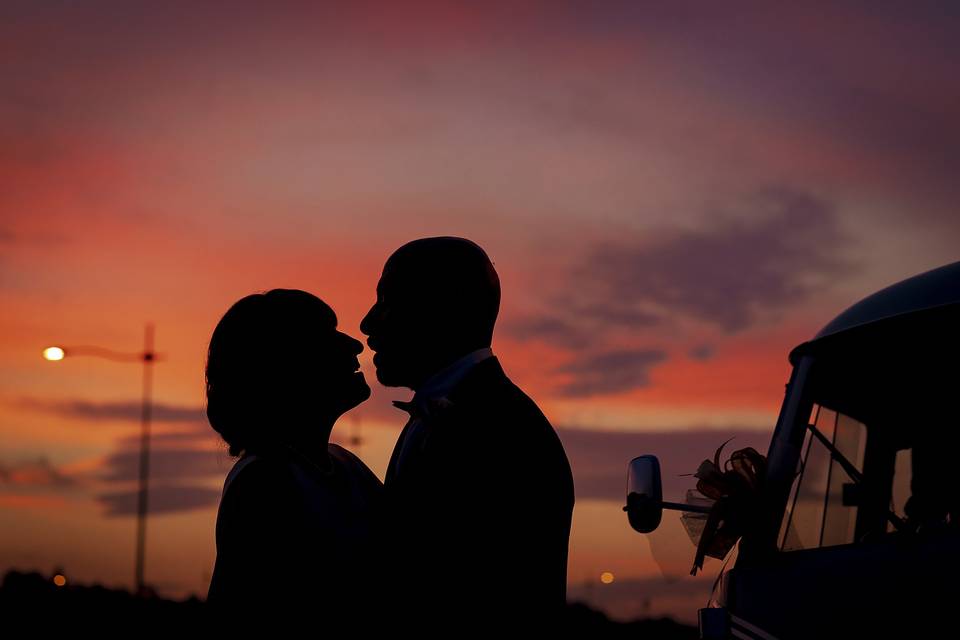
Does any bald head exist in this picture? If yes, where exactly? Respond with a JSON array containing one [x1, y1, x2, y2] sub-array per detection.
[[385, 237, 500, 334], [361, 237, 500, 388]]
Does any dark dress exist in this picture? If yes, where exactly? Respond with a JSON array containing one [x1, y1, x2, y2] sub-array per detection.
[[383, 357, 575, 628], [207, 443, 382, 617]]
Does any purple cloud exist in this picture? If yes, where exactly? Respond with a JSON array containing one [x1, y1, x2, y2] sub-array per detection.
[[573, 188, 854, 334], [688, 344, 715, 361], [99, 448, 224, 483], [17, 398, 206, 424], [506, 187, 856, 397], [558, 349, 668, 397], [98, 485, 221, 517]]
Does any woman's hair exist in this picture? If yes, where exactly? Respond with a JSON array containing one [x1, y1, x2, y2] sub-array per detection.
[[205, 289, 337, 456]]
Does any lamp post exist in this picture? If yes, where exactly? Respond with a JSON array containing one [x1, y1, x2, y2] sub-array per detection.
[[44, 323, 158, 595]]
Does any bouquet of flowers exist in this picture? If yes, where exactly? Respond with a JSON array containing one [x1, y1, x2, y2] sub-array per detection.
[[681, 440, 766, 575]]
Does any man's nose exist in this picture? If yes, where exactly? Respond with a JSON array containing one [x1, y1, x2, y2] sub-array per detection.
[[359, 304, 376, 336]]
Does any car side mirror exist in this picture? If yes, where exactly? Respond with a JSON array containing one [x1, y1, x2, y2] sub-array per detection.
[[624, 455, 664, 533]]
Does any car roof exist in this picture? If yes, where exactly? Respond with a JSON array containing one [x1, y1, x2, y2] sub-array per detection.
[[814, 261, 960, 341], [789, 261, 960, 364]]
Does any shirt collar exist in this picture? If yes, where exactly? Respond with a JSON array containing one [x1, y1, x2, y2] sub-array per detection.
[[414, 347, 494, 401]]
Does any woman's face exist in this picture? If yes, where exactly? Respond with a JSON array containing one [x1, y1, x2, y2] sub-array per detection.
[[261, 292, 370, 425], [310, 325, 371, 418], [207, 290, 371, 455]]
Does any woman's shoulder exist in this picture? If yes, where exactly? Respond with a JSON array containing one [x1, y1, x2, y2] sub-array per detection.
[[221, 453, 301, 506], [214, 454, 309, 556]]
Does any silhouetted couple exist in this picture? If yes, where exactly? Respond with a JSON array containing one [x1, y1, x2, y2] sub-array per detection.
[[205, 237, 574, 630]]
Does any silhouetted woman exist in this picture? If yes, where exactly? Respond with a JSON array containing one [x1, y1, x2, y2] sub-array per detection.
[[205, 289, 381, 616]]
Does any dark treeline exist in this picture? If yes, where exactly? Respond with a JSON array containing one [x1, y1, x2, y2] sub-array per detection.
[[0, 569, 695, 637]]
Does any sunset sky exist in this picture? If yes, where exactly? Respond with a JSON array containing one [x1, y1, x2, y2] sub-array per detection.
[[2, 0, 958, 622]]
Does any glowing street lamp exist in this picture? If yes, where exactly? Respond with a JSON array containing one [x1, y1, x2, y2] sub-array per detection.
[[43, 324, 159, 595]]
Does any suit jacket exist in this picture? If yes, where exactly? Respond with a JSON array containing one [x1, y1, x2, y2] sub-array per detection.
[[383, 357, 575, 628]]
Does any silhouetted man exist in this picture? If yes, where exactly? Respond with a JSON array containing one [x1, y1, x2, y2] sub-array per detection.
[[361, 237, 574, 629]]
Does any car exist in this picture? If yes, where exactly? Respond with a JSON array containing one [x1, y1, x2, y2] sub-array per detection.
[[624, 260, 960, 639]]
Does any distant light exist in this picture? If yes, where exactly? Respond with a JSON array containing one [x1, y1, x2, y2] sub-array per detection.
[[600, 572, 615, 585], [43, 347, 65, 361], [53, 574, 67, 587]]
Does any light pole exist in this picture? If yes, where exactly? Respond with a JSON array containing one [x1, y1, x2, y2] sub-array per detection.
[[44, 323, 158, 595]]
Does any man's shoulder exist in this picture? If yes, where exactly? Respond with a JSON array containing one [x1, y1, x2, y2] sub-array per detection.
[[451, 358, 547, 420], [447, 358, 569, 464], [441, 359, 574, 500]]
